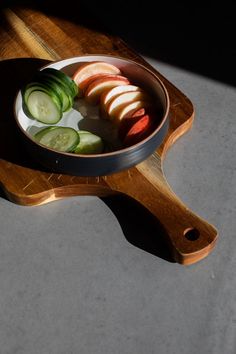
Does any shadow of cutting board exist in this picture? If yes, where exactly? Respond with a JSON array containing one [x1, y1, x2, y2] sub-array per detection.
[[0, 7, 218, 265]]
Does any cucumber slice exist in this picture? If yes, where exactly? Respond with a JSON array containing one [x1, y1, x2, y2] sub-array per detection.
[[23, 82, 62, 108], [34, 126, 58, 142], [36, 73, 74, 111], [23, 82, 53, 104], [35, 126, 79, 152], [22, 68, 78, 122], [27, 91, 62, 124], [41, 68, 78, 98], [37, 76, 72, 112], [74, 131, 104, 154]]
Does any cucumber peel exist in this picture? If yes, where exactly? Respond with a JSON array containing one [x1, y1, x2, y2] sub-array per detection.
[[34, 126, 79, 152], [22, 67, 78, 123]]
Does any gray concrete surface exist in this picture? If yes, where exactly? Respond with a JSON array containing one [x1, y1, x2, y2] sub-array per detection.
[[0, 58, 235, 354]]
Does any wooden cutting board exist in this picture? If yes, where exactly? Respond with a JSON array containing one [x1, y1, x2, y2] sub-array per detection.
[[0, 6, 218, 265]]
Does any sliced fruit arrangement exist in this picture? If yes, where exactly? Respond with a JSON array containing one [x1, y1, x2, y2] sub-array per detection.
[[73, 61, 159, 146], [34, 127, 104, 154], [22, 68, 78, 124]]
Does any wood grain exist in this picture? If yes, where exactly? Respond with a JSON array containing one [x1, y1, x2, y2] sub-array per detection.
[[0, 6, 218, 264]]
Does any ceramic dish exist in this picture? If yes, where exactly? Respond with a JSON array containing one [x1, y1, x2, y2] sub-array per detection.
[[14, 55, 170, 176]]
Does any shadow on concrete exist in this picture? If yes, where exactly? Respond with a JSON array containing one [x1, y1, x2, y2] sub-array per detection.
[[102, 194, 175, 263]]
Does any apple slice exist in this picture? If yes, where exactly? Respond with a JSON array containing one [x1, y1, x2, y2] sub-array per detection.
[[72, 61, 121, 87], [111, 99, 152, 126], [84, 75, 130, 105], [123, 114, 153, 146], [101, 84, 141, 107], [100, 84, 141, 118], [127, 108, 146, 118], [118, 108, 147, 140], [106, 91, 150, 121], [106, 91, 145, 120], [77, 73, 112, 97]]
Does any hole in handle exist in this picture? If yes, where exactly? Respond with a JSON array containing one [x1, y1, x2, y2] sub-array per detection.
[[184, 228, 200, 241]]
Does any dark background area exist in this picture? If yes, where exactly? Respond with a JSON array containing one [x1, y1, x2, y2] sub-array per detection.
[[1, 0, 235, 86]]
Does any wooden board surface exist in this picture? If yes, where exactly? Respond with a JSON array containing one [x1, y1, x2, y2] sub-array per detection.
[[0, 6, 218, 265]]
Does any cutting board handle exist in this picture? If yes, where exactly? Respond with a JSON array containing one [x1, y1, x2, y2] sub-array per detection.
[[132, 188, 217, 265], [104, 166, 218, 265]]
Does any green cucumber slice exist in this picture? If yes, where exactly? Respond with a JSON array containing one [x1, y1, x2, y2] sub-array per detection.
[[23, 82, 58, 104], [38, 76, 72, 112], [74, 131, 104, 154], [37, 74, 73, 112], [22, 68, 78, 122], [34, 126, 58, 142], [35, 126, 79, 152], [41, 68, 78, 98], [27, 91, 62, 124]]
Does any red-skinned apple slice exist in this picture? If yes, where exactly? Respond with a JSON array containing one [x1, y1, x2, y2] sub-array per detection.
[[72, 61, 121, 87], [127, 108, 146, 118], [118, 108, 147, 139], [123, 114, 153, 146], [106, 91, 150, 120], [113, 100, 152, 125], [84, 75, 130, 105]]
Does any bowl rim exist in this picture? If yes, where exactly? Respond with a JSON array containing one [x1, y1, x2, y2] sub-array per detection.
[[14, 54, 170, 158]]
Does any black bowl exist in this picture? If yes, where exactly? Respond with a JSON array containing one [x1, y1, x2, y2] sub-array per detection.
[[14, 55, 169, 176]]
